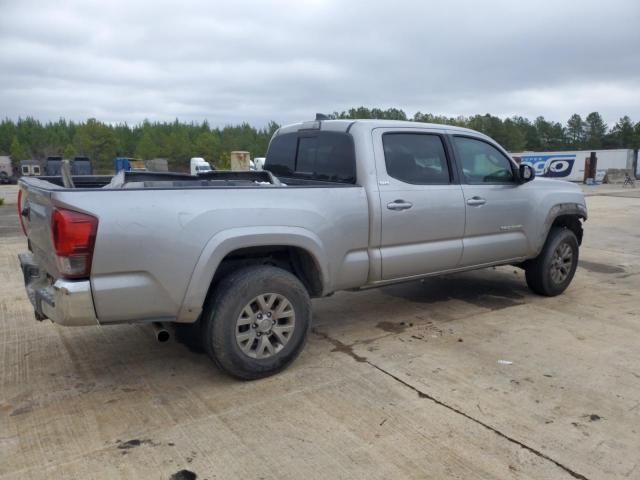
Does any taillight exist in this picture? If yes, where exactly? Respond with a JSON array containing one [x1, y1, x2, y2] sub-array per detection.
[[51, 208, 98, 278], [17, 189, 27, 236]]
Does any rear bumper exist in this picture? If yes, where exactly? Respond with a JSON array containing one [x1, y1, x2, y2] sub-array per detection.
[[19, 252, 98, 326]]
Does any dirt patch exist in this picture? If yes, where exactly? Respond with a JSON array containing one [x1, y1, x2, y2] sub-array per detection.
[[9, 402, 34, 416], [312, 329, 367, 363], [382, 275, 526, 310], [578, 260, 625, 274], [170, 470, 197, 480], [376, 321, 412, 334], [116, 438, 157, 450], [584, 414, 602, 422]]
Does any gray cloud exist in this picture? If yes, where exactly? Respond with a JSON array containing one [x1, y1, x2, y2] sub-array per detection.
[[1, 0, 639, 127]]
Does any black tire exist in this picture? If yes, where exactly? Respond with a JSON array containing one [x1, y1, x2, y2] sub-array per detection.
[[525, 226, 579, 296], [202, 265, 311, 380]]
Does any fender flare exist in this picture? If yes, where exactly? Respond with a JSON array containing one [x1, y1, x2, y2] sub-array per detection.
[[533, 202, 587, 256], [176, 226, 330, 323]]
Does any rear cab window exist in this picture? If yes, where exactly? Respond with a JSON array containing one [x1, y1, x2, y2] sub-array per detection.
[[265, 131, 356, 184]]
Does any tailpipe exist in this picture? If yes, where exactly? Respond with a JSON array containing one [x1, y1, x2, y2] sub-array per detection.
[[152, 322, 171, 343]]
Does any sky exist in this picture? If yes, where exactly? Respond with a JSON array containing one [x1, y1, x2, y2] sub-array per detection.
[[1, 0, 639, 128]]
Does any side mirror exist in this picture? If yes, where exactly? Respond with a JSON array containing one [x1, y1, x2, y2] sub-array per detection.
[[519, 164, 535, 183]]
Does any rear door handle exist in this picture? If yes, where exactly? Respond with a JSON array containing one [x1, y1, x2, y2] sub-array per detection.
[[466, 196, 486, 206], [387, 200, 413, 211]]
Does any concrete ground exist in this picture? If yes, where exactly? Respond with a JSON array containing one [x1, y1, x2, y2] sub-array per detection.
[[0, 183, 639, 480]]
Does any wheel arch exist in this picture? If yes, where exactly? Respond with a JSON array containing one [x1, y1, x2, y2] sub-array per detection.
[[177, 227, 329, 323], [534, 203, 587, 256]]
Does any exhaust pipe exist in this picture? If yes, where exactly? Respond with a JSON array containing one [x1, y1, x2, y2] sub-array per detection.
[[152, 322, 170, 343]]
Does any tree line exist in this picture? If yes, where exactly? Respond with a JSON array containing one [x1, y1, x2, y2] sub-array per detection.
[[1, 108, 639, 173], [0, 118, 280, 172], [331, 108, 640, 153]]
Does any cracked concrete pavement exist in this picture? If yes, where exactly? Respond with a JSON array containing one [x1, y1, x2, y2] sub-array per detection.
[[1, 184, 639, 479]]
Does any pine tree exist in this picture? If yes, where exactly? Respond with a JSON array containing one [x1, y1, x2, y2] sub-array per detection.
[[10, 136, 27, 161], [584, 112, 607, 149]]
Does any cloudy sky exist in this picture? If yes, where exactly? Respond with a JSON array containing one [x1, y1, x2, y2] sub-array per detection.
[[1, 0, 639, 127]]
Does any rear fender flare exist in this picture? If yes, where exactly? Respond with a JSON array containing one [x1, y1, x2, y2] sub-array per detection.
[[177, 226, 329, 323]]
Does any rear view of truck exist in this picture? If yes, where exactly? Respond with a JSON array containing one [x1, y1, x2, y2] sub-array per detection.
[[18, 179, 99, 326]]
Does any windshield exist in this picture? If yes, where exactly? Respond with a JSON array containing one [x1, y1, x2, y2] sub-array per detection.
[[197, 165, 211, 172]]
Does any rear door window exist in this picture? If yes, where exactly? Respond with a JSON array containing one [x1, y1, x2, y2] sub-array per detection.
[[382, 133, 451, 184]]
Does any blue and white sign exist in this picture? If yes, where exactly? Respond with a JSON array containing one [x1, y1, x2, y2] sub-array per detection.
[[519, 154, 576, 178]]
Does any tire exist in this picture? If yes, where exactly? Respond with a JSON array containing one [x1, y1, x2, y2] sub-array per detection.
[[525, 226, 579, 296], [202, 265, 311, 380]]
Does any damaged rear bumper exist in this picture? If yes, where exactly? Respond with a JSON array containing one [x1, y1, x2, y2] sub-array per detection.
[[19, 252, 98, 326]]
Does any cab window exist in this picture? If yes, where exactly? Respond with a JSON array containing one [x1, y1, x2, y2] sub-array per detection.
[[382, 133, 450, 185], [265, 131, 356, 184], [452, 136, 514, 184]]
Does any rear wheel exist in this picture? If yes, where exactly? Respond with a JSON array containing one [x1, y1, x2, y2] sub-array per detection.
[[202, 265, 311, 380], [525, 226, 579, 296]]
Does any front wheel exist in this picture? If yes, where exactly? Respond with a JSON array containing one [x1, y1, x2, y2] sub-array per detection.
[[525, 227, 579, 296], [202, 265, 311, 380]]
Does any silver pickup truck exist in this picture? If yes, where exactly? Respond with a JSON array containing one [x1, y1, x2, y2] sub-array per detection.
[[17, 119, 587, 379]]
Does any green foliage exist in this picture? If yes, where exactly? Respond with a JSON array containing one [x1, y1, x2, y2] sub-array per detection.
[[193, 131, 221, 162], [341, 107, 640, 151], [73, 118, 118, 170], [10, 136, 27, 161], [566, 114, 586, 147], [0, 197, 4, 206], [584, 112, 608, 149], [63, 143, 76, 159], [0, 109, 638, 173], [610, 116, 636, 148], [135, 126, 159, 160]]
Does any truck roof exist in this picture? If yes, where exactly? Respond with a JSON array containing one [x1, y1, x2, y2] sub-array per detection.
[[277, 119, 485, 137]]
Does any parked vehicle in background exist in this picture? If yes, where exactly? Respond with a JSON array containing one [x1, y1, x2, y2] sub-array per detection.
[[17, 118, 587, 380], [114, 157, 132, 173], [72, 157, 93, 175], [190, 157, 213, 175], [44, 156, 64, 176], [0, 156, 16, 184], [45, 156, 93, 176], [253, 157, 266, 170], [19, 160, 42, 177]]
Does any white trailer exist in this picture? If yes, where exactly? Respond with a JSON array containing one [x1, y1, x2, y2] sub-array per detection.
[[510, 149, 638, 182]]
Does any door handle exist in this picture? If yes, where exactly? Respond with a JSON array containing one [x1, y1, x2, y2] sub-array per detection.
[[387, 200, 413, 211], [466, 196, 486, 206]]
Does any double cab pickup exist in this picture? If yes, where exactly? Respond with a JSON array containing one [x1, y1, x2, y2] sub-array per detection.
[[17, 119, 587, 379]]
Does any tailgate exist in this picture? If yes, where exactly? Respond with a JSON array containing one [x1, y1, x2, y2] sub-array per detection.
[[17, 178, 99, 326], [19, 179, 61, 278]]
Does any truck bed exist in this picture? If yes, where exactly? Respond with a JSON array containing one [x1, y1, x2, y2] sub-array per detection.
[[31, 170, 356, 190]]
